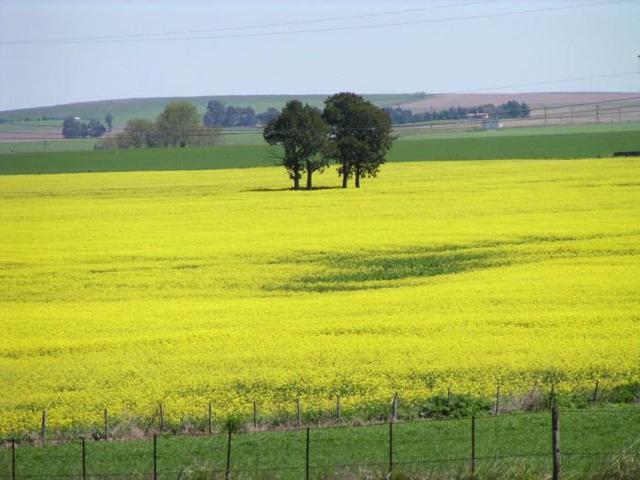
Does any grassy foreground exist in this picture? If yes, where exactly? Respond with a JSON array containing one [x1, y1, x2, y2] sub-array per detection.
[[1, 159, 638, 436], [1, 128, 639, 174], [1, 407, 639, 479]]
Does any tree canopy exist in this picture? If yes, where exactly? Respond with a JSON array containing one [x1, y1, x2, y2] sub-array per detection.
[[104, 113, 113, 131], [263, 100, 328, 190], [61, 117, 106, 139], [323, 92, 394, 188], [156, 101, 200, 147]]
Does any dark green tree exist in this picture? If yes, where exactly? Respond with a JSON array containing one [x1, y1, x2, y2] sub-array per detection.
[[323, 92, 394, 188], [62, 117, 83, 138], [203, 100, 226, 127], [263, 100, 329, 190], [157, 101, 200, 147], [104, 113, 113, 131], [86, 119, 106, 137], [256, 107, 280, 125]]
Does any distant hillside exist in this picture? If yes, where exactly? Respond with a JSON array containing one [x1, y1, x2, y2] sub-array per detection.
[[402, 92, 639, 113], [0, 94, 418, 127], [3, 92, 637, 128]]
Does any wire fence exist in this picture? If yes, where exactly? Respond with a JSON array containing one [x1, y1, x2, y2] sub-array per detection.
[[1, 405, 638, 479]]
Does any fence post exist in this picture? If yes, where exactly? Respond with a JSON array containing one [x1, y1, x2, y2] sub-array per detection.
[[208, 402, 213, 435], [591, 380, 599, 404], [40, 409, 47, 446], [81, 436, 86, 480], [336, 395, 341, 423], [391, 392, 399, 422], [494, 385, 501, 416], [388, 419, 394, 474], [11, 438, 16, 480], [253, 401, 258, 429], [153, 434, 158, 480], [447, 386, 452, 410], [551, 403, 561, 480], [544, 105, 548, 125], [305, 426, 310, 480], [159, 402, 164, 432], [225, 430, 232, 480], [471, 416, 476, 476], [103, 408, 109, 441], [297, 398, 302, 429]]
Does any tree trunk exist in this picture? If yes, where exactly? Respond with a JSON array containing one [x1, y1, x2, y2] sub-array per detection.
[[341, 163, 348, 188], [293, 170, 300, 190], [306, 169, 313, 190], [355, 170, 361, 188]]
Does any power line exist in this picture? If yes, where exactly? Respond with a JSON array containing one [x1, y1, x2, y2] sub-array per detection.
[[0, 0, 500, 45], [449, 72, 640, 94], [0, 0, 630, 46]]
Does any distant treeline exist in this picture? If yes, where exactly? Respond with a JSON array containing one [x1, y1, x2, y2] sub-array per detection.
[[99, 103, 219, 150], [203, 101, 280, 128], [1, 115, 64, 122], [62, 117, 107, 139], [384, 100, 531, 124], [62, 114, 113, 139]]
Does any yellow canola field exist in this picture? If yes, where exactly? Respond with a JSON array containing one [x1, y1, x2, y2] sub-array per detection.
[[1, 159, 639, 435]]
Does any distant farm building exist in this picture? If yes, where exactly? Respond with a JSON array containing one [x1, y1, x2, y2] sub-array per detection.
[[466, 112, 489, 120], [466, 113, 502, 130]]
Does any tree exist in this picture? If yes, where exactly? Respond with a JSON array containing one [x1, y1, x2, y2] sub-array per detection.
[[121, 119, 158, 148], [263, 100, 329, 190], [203, 100, 226, 127], [189, 126, 221, 147], [156, 101, 200, 147], [104, 113, 113, 132], [323, 93, 394, 188], [256, 107, 280, 125], [496, 100, 531, 118], [62, 117, 83, 138], [203, 101, 259, 127], [62, 117, 105, 138], [86, 119, 106, 137]]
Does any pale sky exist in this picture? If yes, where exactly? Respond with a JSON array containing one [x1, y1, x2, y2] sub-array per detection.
[[0, 0, 639, 110]]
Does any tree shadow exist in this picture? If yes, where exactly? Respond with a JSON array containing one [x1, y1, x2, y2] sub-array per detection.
[[267, 246, 508, 293], [263, 231, 635, 293], [243, 186, 343, 193]]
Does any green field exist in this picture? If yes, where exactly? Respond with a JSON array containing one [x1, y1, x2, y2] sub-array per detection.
[[0, 139, 98, 154], [1, 128, 638, 175], [396, 121, 640, 140], [1, 407, 638, 479]]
